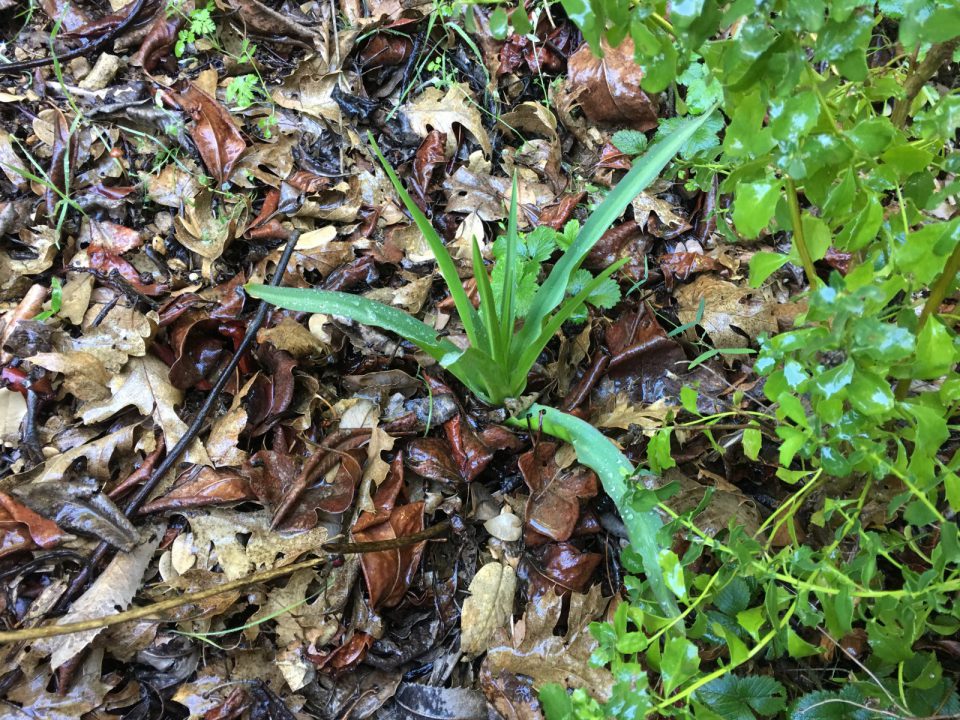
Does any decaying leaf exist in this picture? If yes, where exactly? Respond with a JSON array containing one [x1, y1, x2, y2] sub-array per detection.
[[676, 274, 779, 348], [79, 354, 211, 465], [567, 38, 658, 130], [461, 562, 517, 656], [402, 83, 492, 157], [172, 82, 247, 186], [35, 526, 161, 669], [484, 586, 613, 701]]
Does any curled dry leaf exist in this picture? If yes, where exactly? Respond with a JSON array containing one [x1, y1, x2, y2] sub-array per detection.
[[461, 562, 517, 656], [567, 38, 658, 131], [0, 491, 67, 558], [172, 82, 247, 186], [141, 465, 254, 513], [132, 12, 181, 71]]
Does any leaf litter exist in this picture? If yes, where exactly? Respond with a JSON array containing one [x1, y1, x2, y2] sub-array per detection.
[[0, 1, 810, 717]]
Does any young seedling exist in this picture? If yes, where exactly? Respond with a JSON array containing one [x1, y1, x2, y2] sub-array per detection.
[[247, 106, 719, 406]]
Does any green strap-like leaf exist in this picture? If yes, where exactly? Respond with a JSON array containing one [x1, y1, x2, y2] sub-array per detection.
[[245, 284, 458, 362], [514, 106, 722, 357], [508, 404, 680, 618], [368, 134, 483, 348]]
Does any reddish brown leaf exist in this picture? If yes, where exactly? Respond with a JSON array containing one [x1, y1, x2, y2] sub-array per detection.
[[355, 501, 426, 609], [172, 82, 247, 187], [596, 142, 632, 171], [246, 345, 297, 435], [141, 466, 254, 513], [567, 38, 659, 131], [537, 192, 585, 230], [87, 220, 143, 254], [285, 170, 331, 193], [659, 252, 723, 288], [308, 632, 374, 674], [359, 34, 413, 67], [583, 221, 650, 287], [0, 491, 66, 557], [87, 247, 168, 295], [132, 12, 181, 72], [203, 686, 250, 720], [62, 0, 139, 38], [519, 442, 597, 543], [444, 414, 494, 482], [605, 307, 686, 403], [824, 247, 852, 275], [245, 189, 287, 240], [411, 130, 448, 210], [167, 318, 245, 392], [405, 437, 462, 484], [523, 542, 602, 602]]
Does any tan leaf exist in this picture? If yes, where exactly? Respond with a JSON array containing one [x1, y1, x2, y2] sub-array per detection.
[[257, 316, 328, 357], [59, 273, 94, 325], [499, 101, 558, 142], [364, 274, 434, 314], [272, 58, 344, 125], [29, 351, 110, 401], [461, 562, 517, 656], [484, 585, 613, 700], [70, 301, 154, 372], [402, 84, 492, 157], [676, 275, 779, 348], [79, 355, 210, 465], [443, 165, 553, 222], [0, 388, 26, 446], [35, 526, 161, 669], [174, 188, 246, 260], [591, 396, 672, 432]]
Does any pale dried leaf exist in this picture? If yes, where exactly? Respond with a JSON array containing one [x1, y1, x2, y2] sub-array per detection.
[[402, 84, 492, 156], [461, 562, 517, 656], [0, 388, 26, 446], [676, 275, 779, 348], [29, 351, 111, 401], [36, 527, 161, 669]]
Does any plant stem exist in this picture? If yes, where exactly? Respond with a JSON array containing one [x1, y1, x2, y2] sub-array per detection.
[[891, 39, 960, 129], [894, 239, 960, 399], [650, 12, 676, 37], [785, 178, 819, 287]]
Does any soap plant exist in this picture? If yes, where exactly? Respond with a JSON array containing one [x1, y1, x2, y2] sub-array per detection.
[[247, 109, 716, 406]]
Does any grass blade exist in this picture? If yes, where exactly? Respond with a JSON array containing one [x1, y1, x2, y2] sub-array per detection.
[[507, 404, 679, 619], [499, 175, 520, 357], [368, 133, 483, 348], [514, 106, 721, 354], [472, 236, 503, 363]]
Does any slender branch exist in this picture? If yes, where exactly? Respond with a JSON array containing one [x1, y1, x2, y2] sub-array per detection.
[[54, 232, 301, 612], [894, 239, 960, 399], [785, 178, 819, 287], [0, 522, 450, 644], [891, 39, 960, 129]]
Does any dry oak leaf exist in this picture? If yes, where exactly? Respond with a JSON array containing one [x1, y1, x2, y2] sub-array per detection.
[[172, 82, 247, 186], [566, 37, 658, 131], [484, 585, 613, 701], [29, 351, 111, 401], [79, 354, 211, 465], [499, 101, 558, 142], [461, 562, 517, 656], [34, 526, 161, 669], [272, 57, 344, 125], [0, 387, 26, 445], [676, 274, 779, 349], [402, 83, 492, 157]]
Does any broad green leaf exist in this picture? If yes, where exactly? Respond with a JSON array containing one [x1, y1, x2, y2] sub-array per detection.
[[749, 252, 789, 287], [742, 428, 762, 460], [733, 180, 781, 238], [914, 317, 956, 379], [661, 635, 701, 696], [538, 684, 573, 720], [846, 117, 896, 156], [695, 675, 787, 720], [848, 370, 895, 415]]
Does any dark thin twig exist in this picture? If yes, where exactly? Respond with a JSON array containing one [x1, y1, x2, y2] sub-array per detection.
[[53, 231, 301, 613], [0, 0, 149, 74]]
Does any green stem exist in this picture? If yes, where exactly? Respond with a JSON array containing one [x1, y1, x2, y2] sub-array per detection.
[[650, 11, 676, 37], [785, 178, 819, 287], [894, 239, 960, 399]]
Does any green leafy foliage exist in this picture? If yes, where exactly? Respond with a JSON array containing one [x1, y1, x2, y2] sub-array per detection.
[[510, 2, 960, 719], [248, 111, 716, 404], [225, 74, 260, 109]]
